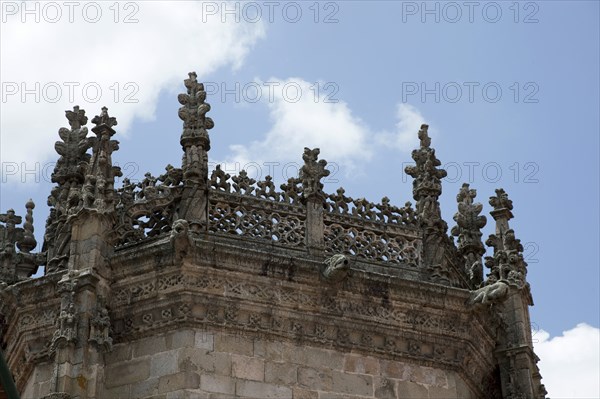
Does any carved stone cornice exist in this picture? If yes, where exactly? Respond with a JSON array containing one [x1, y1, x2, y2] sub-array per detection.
[[103, 234, 499, 396]]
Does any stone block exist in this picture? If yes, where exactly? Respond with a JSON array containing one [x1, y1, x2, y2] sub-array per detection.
[[200, 374, 236, 395], [173, 390, 211, 399], [158, 372, 200, 394], [396, 380, 429, 398], [232, 354, 265, 381], [99, 384, 131, 398], [152, 350, 181, 377], [429, 386, 459, 399], [454, 375, 475, 399], [189, 348, 232, 375], [131, 377, 159, 397], [283, 345, 344, 370], [167, 329, 196, 349], [422, 366, 449, 388], [134, 335, 168, 357], [292, 387, 318, 399], [265, 361, 297, 385], [195, 330, 214, 350], [105, 343, 133, 363], [344, 354, 380, 374], [105, 358, 150, 387], [331, 371, 373, 396], [254, 339, 284, 361], [297, 367, 332, 391], [215, 333, 253, 356], [374, 376, 397, 399], [235, 380, 293, 399]]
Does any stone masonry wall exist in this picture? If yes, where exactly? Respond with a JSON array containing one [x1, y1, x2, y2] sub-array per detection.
[[23, 327, 477, 399]]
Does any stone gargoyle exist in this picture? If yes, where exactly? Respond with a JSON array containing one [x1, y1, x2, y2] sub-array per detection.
[[467, 279, 510, 309], [322, 254, 350, 282], [170, 219, 192, 262]]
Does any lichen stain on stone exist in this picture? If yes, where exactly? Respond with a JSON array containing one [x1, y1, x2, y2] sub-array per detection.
[[77, 375, 87, 391]]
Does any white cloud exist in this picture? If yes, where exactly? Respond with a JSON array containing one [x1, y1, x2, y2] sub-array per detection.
[[226, 77, 373, 176], [375, 103, 431, 151], [0, 1, 265, 181], [535, 323, 600, 398], [225, 78, 431, 178]]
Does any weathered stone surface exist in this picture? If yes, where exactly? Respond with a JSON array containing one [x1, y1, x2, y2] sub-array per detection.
[[235, 380, 292, 399], [200, 374, 236, 395], [396, 380, 429, 398], [231, 354, 264, 381], [265, 361, 297, 385], [151, 351, 180, 378], [195, 331, 215, 351], [105, 358, 150, 387], [331, 370, 373, 396], [134, 336, 168, 357], [374, 376, 397, 399], [292, 387, 318, 399], [344, 354, 380, 375], [158, 372, 200, 394], [297, 367, 332, 391], [215, 334, 254, 357], [167, 330, 196, 349], [188, 348, 232, 375]]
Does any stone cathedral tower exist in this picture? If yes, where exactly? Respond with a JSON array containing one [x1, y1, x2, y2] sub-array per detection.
[[0, 73, 546, 399]]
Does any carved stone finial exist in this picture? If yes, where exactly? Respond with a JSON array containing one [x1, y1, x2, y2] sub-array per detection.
[[451, 184, 487, 287], [482, 189, 529, 292], [91, 106, 118, 132], [65, 105, 88, 130], [300, 147, 330, 200], [404, 125, 450, 284], [81, 107, 122, 213], [178, 72, 214, 139], [17, 199, 36, 253], [418, 123, 432, 148], [178, 72, 213, 184]]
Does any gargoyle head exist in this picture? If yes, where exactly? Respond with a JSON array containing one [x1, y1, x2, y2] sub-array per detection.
[[322, 254, 349, 283]]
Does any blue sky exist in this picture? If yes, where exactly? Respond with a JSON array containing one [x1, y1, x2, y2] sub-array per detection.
[[1, 1, 599, 396]]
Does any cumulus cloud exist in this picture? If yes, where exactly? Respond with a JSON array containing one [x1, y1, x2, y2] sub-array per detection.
[[535, 323, 600, 398], [226, 77, 373, 176], [375, 103, 431, 151], [0, 1, 265, 180], [224, 78, 431, 178]]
